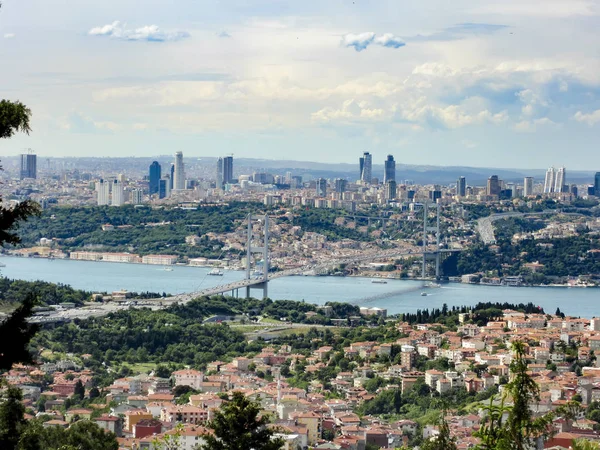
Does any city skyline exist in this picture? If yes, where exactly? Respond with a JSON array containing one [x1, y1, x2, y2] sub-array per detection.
[[1, 1, 600, 168]]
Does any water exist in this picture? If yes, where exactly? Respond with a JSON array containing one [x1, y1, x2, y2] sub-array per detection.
[[1, 256, 599, 318]]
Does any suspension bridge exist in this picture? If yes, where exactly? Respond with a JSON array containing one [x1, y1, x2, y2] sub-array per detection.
[[161, 202, 461, 303]]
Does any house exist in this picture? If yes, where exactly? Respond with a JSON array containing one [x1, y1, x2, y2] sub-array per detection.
[[94, 415, 122, 436]]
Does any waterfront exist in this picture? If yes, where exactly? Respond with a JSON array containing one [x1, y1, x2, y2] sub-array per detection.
[[1, 256, 599, 317]]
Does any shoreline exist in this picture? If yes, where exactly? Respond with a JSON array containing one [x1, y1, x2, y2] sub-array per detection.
[[1, 254, 597, 290]]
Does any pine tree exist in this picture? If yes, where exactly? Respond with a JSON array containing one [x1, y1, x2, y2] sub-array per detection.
[[200, 391, 284, 450]]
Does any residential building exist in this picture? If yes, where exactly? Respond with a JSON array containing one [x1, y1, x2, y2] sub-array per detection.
[[141, 255, 178, 265], [523, 177, 534, 197], [544, 167, 556, 193], [334, 178, 347, 193], [131, 189, 143, 205], [96, 179, 110, 206], [385, 181, 397, 200], [111, 180, 124, 206], [554, 166, 566, 193]]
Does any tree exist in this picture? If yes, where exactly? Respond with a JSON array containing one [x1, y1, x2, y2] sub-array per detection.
[[0, 384, 26, 450], [0, 95, 41, 372], [475, 341, 571, 450], [0, 99, 31, 139], [421, 412, 457, 450], [73, 380, 85, 400], [200, 391, 284, 450]]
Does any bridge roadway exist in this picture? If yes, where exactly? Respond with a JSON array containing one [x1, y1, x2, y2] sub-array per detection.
[[163, 247, 461, 304]]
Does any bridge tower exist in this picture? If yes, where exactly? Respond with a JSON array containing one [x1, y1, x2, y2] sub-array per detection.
[[421, 202, 442, 280], [245, 214, 269, 299]]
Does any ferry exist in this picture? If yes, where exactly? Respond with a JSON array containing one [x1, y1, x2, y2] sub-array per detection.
[[161, 266, 173, 272], [371, 279, 388, 284], [424, 282, 441, 288], [208, 268, 224, 276], [421, 292, 428, 296]]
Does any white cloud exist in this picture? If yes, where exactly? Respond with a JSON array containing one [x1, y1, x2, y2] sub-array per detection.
[[341, 32, 405, 51], [4, 33, 15, 39], [515, 117, 557, 132], [374, 33, 405, 49], [471, 0, 598, 17], [88, 21, 190, 42], [341, 32, 375, 52], [574, 110, 600, 125]]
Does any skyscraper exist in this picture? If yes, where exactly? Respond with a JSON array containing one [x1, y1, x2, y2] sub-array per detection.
[[111, 180, 124, 206], [554, 167, 566, 193], [316, 178, 327, 197], [131, 189, 143, 205], [523, 177, 534, 197], [385, 181, 397, 200], [334, 178, 347, 193], [487, 175, 501, 196], [159, 178, 169, 199], [169, 164, 174, 190], [96, 179, 110, 206], [216, 157, 224, 189], [20, 153, 37, 179], [223, 156, 233, 185], [456, 176, 466, 197], [384, 155, 396, 184], [360, 152, 372, 184], [173, 152, 185, 190], [595, 172, 600, 196], [149, 161, 161, 195], [544, 167, 556, 193]]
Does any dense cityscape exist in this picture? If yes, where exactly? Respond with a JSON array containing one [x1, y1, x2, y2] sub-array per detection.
[[3, 0, 600, 449]]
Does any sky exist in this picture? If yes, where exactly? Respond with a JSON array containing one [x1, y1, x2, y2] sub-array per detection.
[[1, 0, 600, 169]]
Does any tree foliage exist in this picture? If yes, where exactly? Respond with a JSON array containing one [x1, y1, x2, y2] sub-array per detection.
[[200, 391, 283, 450], [0, 99, 31, 139]]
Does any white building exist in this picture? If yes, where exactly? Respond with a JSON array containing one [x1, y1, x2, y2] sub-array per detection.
[[173, 151, 185, 190], [523, 177, 534, 197], [111, 180, 124, 206], [554, 166, 566, 193], [131, 189, 143, 205], [544, 167, 555, 193], [96, 179, 110, 206]]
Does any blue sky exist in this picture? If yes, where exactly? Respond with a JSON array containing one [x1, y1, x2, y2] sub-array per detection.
[[1, 0, 600, 169]]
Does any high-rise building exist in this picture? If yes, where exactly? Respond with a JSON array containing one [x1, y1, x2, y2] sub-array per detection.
[[223, 156, 233, 185], [111, 180, 124, 206], [334, 178, 347, 193], [487, 175, 501, 196], [384, 155, 395, 184], [554, 167, 566, 193], [359, 152, 372, 183], [96, 179, 110, 206], [316, 178, 327, 197], [173, 152, 185, 190], [159, 178, 169, 199], [523, 177, 534, 197], [20, 153, 37, 180], [385, 181, 397, 200], [456, 177, 466, 197], [149, 161, 161, 195], [544, 167, 556, 193], [216, 157, 224, 189], [595, 172, 600, 196], [131, 189, 143, 205], [570, 184, 578, 197]]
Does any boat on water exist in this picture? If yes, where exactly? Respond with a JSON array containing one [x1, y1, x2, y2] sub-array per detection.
[[424, 281, 442, 288], [161, 266, 173, 272], [371, 279, 387, 284], [208, 268, 224, 276], [421, 292, 428, 296]]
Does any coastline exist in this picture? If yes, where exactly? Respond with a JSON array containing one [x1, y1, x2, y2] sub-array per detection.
[[2, 253, 597, 290]]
